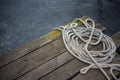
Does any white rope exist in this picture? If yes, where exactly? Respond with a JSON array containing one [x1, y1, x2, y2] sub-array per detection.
[[54, 18, 120, 80]]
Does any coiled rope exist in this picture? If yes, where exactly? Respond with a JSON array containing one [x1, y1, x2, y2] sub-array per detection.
[[55, 18, 120, 80]]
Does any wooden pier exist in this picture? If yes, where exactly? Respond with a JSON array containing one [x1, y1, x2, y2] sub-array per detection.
[[0, 17, 120, 80]]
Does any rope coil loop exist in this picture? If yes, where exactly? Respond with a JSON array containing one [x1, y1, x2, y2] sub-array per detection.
[[54, 18, 120, 80]]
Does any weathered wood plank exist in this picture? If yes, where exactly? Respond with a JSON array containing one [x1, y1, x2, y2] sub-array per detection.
[[17, 51, 73, 80], [16, 42, 100, 80], [40, 58, 85, 80], [72, 68, 106, 80], [15, 24, 105, 80], [0, 16, 89, 68], [40, 32, 120, 80], [16, 42, 105, 80], [0, 38, 66, 80]]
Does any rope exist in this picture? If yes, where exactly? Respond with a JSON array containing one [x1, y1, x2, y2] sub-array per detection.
[[54, 18, 120, 80]]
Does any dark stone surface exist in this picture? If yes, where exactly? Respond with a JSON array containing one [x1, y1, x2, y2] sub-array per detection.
[[0, 0, 120, 56]]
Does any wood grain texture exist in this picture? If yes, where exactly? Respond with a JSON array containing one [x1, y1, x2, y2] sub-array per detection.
[[17, 51, 73, 80], [0, 38, 66, 80], [40, 58, 85, 80]]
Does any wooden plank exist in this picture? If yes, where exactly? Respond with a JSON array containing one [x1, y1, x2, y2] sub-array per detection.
[[0, 38, 67, 80], [0, 16, 89, 68], [39, 32, 120, 80], [16, 44, 103, 80], [17, 51, 73, 80], [72, 68, 106, 80], [15, 23, 105, 80], [40, 58, 85, 80], [15, 37, 104, 80], [16, 42, 100, 80]]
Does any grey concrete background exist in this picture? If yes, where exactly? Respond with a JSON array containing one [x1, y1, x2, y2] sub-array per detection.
[[0, 0, 120, 57]]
